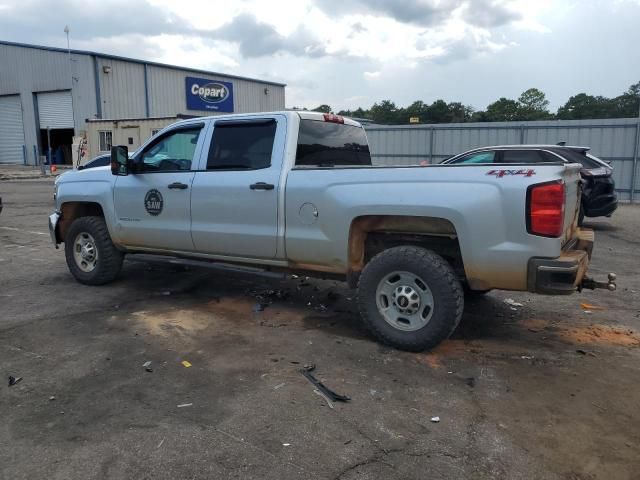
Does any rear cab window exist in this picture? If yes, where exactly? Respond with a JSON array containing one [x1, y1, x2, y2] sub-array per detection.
[[295, 119, 371, 167]]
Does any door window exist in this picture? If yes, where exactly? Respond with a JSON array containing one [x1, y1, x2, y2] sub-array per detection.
[[206, 120, 276, 170], [138, 127, 201, 172], [449, 151, 496, 164], [501, 150, 546, 163]]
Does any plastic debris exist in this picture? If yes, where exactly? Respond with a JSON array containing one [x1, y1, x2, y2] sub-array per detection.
[[576, 349, 597, 357], [274, 382, 286, 390], [253, 303, 267, 312], [314, 388, 335, 409], [504, 298, 524, 307], [8, 376, 22, 387], [581, 303, 604, 311], [282, 443, 291, 446], [181, 360, 192, 368], [301, 364, 350, 403], [177, 403, 193, 408], [431, 416, 440, 423], [143, 361, 153, 372], [49, 395, 56, 401]]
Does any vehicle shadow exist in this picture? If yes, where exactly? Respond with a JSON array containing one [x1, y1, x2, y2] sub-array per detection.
[[117, 260, 528, 349], [582, 220, 618, 232]]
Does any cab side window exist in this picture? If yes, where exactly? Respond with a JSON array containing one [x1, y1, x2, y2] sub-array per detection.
[[450, 151, 496, 164], [206, 120, 276, 170], [139, 127, 201, 172]]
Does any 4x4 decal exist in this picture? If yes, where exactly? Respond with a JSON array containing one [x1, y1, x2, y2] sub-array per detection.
[[486, 169, 536, 178]]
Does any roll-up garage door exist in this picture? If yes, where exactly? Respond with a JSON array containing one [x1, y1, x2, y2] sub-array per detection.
[[37, 91, 74, 129], [0, 95, 25, 164]]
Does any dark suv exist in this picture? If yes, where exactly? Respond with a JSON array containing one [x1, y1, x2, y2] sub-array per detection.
[[440, 145, 618, 224]]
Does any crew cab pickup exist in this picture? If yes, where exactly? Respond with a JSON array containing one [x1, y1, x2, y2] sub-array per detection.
[[49, 111, 615, 351]]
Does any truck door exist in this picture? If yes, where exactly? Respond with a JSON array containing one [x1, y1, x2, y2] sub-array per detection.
[[113, 123, 206, 251], [190, 116, 285, 258]]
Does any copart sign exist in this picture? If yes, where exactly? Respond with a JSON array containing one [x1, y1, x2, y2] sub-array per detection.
[[185, 76, 234, 112]]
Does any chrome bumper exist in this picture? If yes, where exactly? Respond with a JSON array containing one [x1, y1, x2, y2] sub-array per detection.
[[49, 211, 60, 247]]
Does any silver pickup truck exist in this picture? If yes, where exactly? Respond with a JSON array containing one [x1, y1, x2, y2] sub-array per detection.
[[49, 111, 614, 351]]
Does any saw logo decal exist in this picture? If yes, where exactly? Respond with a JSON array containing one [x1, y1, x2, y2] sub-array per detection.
[[486, 169, 536, 178], [144, 189, 163, 216]]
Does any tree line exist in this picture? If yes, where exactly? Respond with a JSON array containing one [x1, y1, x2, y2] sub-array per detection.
[[305, 81, 640, 125]]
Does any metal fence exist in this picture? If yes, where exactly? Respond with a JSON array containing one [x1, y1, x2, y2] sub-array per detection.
[[364, 117, 640, 201]]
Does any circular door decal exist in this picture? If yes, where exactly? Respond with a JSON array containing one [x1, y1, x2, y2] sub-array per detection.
[[144, 189, 163, 216]]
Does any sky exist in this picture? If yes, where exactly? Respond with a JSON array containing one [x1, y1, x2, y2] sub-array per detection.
[[0, 0, 639, 112]]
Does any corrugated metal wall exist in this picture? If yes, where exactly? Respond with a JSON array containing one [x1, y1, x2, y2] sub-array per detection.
[[0, 43, 97, 163], [146, 65, 285, 117], [0, 41, 286, 165], [365, 118, 640, 201]]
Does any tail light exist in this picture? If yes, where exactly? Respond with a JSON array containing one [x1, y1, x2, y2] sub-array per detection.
[[527, 181, 565, 237], [323, 113, 344, 124]]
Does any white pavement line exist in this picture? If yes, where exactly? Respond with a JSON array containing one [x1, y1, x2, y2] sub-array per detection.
[[0, 226, 48, 236]]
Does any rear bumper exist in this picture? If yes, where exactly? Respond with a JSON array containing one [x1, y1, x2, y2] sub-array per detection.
[[527, 229, 593, 295]]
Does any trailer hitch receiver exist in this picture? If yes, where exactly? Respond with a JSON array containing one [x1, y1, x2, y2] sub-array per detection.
[[579, 273, 616, 292]]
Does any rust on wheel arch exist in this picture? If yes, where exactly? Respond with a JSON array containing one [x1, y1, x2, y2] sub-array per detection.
[[347, 215, 458, 274]]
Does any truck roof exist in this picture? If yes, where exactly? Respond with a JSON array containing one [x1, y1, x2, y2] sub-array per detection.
[[173, 111, 363, 128]]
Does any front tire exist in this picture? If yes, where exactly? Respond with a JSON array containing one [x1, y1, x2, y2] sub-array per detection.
[[357, 246, 464, 352], [64, 216, 123, 285]]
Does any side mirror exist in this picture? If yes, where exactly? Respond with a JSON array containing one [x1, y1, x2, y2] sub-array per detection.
[[111, 145, 129, 176]]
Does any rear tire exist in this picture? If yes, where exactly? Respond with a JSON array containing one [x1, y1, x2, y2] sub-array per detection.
[[64, 216, 123, 285], [357, 246, 464, 352]]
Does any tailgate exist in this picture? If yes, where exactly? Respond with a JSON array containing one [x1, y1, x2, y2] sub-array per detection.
[[561, 163, 583, 245]]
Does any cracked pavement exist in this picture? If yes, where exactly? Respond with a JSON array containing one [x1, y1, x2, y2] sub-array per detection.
[[1, 179, 639, 479]]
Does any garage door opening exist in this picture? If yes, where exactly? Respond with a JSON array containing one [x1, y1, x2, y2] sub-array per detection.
[[36, 90, 75, 165], [40, 128, 74, 165]]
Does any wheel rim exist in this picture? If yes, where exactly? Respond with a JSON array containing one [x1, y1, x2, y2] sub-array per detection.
[[73, 232, 98, 273], [376, 271, 434, 331]]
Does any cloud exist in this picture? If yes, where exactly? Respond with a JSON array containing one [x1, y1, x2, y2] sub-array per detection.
[[312, 0, 523, 28], [313, 0, 463, 27], [208, 13, 328, 58], [460, 0, 521, 27], [0, 0, 191, 41], [364, 71, 381, 79]]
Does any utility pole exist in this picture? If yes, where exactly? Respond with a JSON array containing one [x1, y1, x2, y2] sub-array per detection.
[[64, 25, 70, 61]]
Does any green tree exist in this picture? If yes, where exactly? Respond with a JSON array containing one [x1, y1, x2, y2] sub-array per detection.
[[404, 100, 429, 123], [369, 100, 399, 124], [556, 94, 616, 120], [446, 102, 473, 123], [425, 99, 450, 123], [485, 98, 521, 121], [612, 81, 640, 118], [312, 104, 332, 113], [518, 88, 551, 120]]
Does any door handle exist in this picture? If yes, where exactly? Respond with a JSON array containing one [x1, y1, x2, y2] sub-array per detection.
[[250, 182, 275, 191], [168, 182, 188, 190]]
